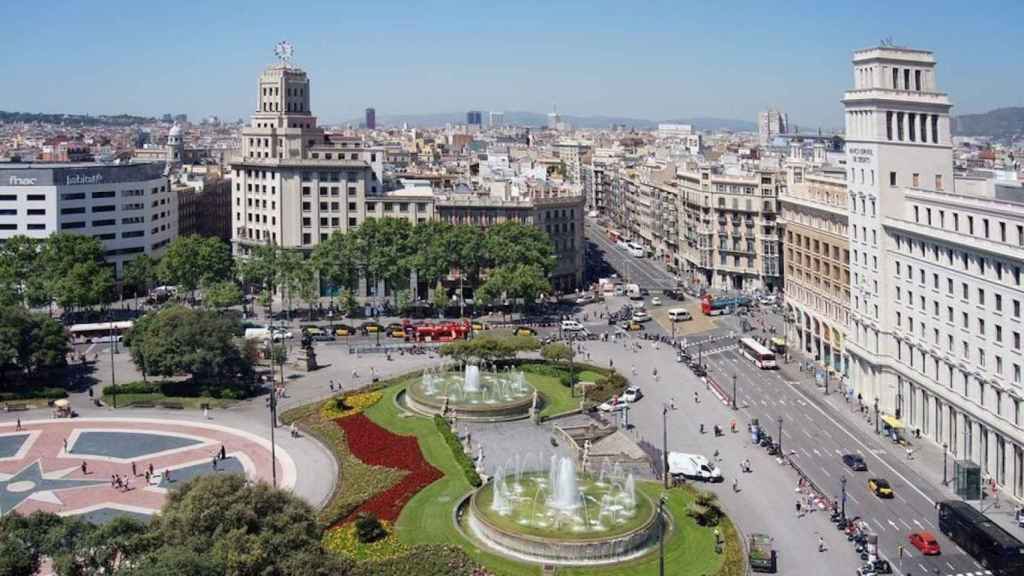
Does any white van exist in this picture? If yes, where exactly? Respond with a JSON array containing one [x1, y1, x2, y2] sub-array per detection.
[[627, 242, 645, 258], [244, 327, 272, 341], [560, 319, 586, 332], [668, 308, 692, 322], [668, 452, 722, 482]]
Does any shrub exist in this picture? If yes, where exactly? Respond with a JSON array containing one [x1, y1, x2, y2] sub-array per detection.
[[354, 512, 387, 544], [102, 381, 160, 396], [715, 517, 746, 576], [320, 391, 382, 421], [323, 519, 408, 561], [687, 489, 723, 526], [433, 415, 482, 488], [0, 387, 69, 402], [348, 545, 487, 576]]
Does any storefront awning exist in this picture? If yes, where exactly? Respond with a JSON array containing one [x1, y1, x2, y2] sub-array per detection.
[[881, 415, 905, 429]]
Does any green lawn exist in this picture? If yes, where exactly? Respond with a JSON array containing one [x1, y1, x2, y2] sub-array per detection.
[[100, 392, 234, 409], [576, 369, 605, 383], [522, 373, 577, 417], [365, 383, 728, 576]]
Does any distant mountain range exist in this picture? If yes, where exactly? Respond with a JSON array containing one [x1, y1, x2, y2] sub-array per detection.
[[348, 111, 757, 132], [951, 107, 1024, 142], [0, 110, 156, 126]]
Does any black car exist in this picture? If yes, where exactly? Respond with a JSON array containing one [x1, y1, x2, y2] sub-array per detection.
[[663, 289, 685, 301], [842, 453, 868, 471]]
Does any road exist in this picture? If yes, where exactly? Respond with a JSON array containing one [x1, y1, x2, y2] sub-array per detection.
[[585, 221, 678, 290], [580, 230, 1003, 576]]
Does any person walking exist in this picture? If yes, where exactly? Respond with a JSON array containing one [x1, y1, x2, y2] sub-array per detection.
[[15, 418, 21, 431], [732, 477, 739, 492], [131, 462, 137, 477], [817, 535, 826, 552], [203, 406, 210, 420], [220, 445, 227, 460], [795, 500, 803, 517]]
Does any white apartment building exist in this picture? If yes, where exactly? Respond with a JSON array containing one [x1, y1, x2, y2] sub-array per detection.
[[0, 162, 176, 275], [843, 46, 1024, 498], [230, 61, 429, 254], [758, 109, 788, 146]]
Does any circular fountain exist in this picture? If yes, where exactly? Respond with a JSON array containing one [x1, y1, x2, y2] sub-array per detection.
[[462, 455, 661, 565], [404, 364, 538, 421]]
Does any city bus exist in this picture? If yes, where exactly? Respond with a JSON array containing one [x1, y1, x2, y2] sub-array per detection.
[[68, 321, 135, 343], [937, 500, 1024, 575], [700, 295, 752, 316], [738, 337, 777, 369]]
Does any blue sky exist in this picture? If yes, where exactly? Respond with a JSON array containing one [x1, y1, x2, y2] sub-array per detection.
[[1, 0, 1021, 127]]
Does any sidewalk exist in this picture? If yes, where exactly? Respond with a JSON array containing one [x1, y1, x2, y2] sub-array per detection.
[[767, 310, 1024, 538]]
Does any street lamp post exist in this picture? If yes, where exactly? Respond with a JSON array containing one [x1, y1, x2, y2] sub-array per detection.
[[942, 442, 949, 486], [777, 416, 783, 457], [662, 402, 671, 488], [824, 369, 829, 395], [269, 382, 277, 489], [840, 476, 847, 520], [874, 398, 880, 435], [731, 373, 737, 410], [658, 495, 668, 576], [109, 314, 117, 409]]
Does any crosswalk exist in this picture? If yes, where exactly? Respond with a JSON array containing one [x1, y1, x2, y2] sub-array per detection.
[[945, 571, 991, 576]]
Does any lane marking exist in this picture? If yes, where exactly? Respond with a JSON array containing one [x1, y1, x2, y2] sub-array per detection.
[[873, 518, 886, 532], [821, 467, 831, 477]]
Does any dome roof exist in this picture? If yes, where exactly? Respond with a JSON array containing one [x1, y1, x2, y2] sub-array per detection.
[[168, 124, 182, 137]]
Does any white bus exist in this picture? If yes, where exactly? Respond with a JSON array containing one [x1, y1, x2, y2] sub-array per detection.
[[738, 337, 777, 369], [69, 321, 135, 343]]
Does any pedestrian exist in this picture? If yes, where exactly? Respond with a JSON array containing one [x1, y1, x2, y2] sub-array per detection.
[[15, 418, 21, 431], [906, 447, 914, 460], [164, 469, 171, 483], [352, 368, 359, 380], [111, 475, 117, 488], [131, 462, 137, 477], [63, 438, 68, 452], [609, 358, 614, 369], [290, 422, 297, 438], [732, 478, 739, 492], [693, 391, 699, 404], [817, 536, 826, 552], [796, 500, 802, 517], [204, 406, 210, 420], [88, 386, 93, 398], [212, 456, 218, 471], [148, 463, 154, 476], [220, 445, 226, 460], [145, 470, 151, 484], [329, 380, 335, 391]]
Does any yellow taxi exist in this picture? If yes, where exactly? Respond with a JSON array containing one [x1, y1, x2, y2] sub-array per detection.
[[621, 320, 644, 331], [867, 478, 894, 498], [513, 326, 537, 337], [471, 321, 489, 331], [334, 324, 354, 337]]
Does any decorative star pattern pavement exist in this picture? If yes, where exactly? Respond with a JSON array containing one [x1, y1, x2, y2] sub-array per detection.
[[0, 461, 107, 514], [0, 419, 289, 522]]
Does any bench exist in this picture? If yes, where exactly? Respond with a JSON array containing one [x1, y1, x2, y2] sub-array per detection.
[[4, 403, 30, 412], [159, 401, 185, 410], [129, 400, 156, 408]]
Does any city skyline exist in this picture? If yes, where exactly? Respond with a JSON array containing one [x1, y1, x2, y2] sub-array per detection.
[[2, 1, 1022, 127]]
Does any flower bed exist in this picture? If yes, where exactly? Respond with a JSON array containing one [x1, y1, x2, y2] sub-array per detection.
[[323, 520, 409, 561], [320, 390, 383, 420], [336, 413, 442, 523]]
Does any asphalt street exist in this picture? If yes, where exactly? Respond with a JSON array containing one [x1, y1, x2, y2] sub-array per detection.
[[586, 221, 678, 290], [582, 221, 1005, 576]]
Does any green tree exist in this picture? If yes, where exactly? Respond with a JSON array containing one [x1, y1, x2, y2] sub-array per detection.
[[477, 264, 551, 316], [126, 305, 250, 386], [438, 333, 537, 367], [337, 288, 357, 318], [54, 260, 114, 311], [123, 254, 158, 300], [203, 281, 243, 311], [0, 307, 69, 386], [147, 474, 330, 576], [404, 220, 452, 294], [483, 221, 555, 274], [448, 223, 485, 283], [276, 249, 305, 320], [0, 236, 46, 308], [540, 341, 573, 364], [354, 218, 412, 300], [311, 231, 358, 297], [36, 234, 111, 312], [158, 236, 234, 299], [432, 280, 448, 315]]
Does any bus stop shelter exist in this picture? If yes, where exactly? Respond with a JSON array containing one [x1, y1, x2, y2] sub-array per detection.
[[881, 415, 906, 444]]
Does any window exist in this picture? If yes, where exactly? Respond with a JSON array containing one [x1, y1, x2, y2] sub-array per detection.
[[890, 172, 897, 186], [91, 191, 115, 199], [935, 174, 944, 191]]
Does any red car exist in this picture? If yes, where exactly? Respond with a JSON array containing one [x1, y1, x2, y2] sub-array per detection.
[[908, 531, 941, 555]]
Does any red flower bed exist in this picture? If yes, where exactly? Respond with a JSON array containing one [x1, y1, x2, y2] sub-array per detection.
[[336, 413, 442, 523]]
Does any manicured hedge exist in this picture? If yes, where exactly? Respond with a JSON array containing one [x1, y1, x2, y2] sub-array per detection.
[[433, 415, 482, 488], [349, 545, 487, 576], [102, 380, 253, 400], [0, 387, 68, 402]]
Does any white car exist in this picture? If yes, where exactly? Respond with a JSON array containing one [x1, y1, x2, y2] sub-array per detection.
[[632, 311, 651, 323], [597, 397, 630, 412], [651, 296, 662, 306], [560, 319, 586, 332], [758, 294, 777, 305], [575, 294, 594, 305], [621, 386, 643, 403], [271, 329, 294, 341]]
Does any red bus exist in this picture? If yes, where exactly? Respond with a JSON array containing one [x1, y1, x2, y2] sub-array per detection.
[[413, 320, 471, 342]]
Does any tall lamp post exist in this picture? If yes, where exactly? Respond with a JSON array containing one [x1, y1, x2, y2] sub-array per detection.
[[658, 494, 668, 576], [942, 442, 949, 486], [731, 373, 738, 410], [840, 475, 848, 520], [108, 314, 117, 409], [662, 402, 672, 488], [777, 416, 784, 457], [874, 397, 880, 435], [824, 369, 830, 395]]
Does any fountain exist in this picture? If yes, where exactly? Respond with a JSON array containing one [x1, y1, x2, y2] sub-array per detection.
[[403, 364, 538, 421], [463, 455, 661, 565]]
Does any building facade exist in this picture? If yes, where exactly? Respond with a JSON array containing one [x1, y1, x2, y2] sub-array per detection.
[[781, 166, 851, 375], [0, 162, 176, 275], [229, 62, 385, 254], [365, 107, 376, 130], [842, 47, 1024, 498], [758, 109, 789, 146]]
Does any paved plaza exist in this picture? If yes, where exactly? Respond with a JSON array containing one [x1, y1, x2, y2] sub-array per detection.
[[0, 417, 295, 519]]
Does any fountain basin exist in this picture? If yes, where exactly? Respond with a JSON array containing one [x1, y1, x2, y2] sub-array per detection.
[[404, 368, 537, 421], [465, 473, 660, 565]]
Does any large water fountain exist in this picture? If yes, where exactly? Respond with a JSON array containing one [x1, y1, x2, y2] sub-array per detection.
[[462, 454, 661, 565], [404, 364, 538, 421]]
